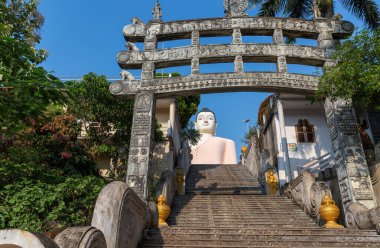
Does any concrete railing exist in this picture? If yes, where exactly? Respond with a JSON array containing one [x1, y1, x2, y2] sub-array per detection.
[[298, 153, 334, 174]]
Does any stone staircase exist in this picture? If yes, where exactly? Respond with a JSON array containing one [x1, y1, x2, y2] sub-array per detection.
[[140, 164, 380, 247]]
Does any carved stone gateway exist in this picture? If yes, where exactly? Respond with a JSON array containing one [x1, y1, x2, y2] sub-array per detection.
[[109, 3, 377, 229]]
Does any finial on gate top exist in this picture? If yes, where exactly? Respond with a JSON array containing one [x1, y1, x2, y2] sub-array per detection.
[[224, 0, 249, 17], [152, 0, 163, 22], [312, 0, 322, 19]]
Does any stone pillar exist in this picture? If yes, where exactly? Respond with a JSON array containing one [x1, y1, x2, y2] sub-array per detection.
[[273, 29, 284, 45], [192, 31, 200, 46], [127, 91, 156, 199], [142, 62, 155, 80], [234, 55, 244, 73], [324, 99, 377, 210], [145, 33, 157, 50], [277, 99, 292, 181], [318, 31, 334, 48], [277, 56, 287, 73], [191, 58, 200, 75], [233, 29, 242, 44]]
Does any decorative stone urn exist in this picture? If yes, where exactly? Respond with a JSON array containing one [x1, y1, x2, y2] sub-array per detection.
[[157, 194, 170, 227], [241, 145, 247, 155], [319, 195, 344, 228]]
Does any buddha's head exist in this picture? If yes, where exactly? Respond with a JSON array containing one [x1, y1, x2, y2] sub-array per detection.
[[195, 108, 217, 135]]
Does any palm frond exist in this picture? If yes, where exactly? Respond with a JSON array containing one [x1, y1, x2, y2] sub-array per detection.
[[341, 0, 379, 30], [284, 0, 313, 19], [256, 0, 286, 17]]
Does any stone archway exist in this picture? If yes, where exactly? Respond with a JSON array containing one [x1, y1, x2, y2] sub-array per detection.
[[109, 5, 376, 219]]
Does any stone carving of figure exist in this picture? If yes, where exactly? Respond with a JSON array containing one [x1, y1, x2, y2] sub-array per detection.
[[131, 17, 143, 24], [313, 0, 322, 19], [152, 0, 163, 21], [191, 108, 237, 164], [266, 170, 279, 196], [126, 41, 139, 51], [120, 70, 135, 81]]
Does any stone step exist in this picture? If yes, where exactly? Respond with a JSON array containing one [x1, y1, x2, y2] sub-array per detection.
[[186, 191, 263, 195], [168, 217, 315, 223], [148, 227, 379, 236], [171, 204, 302, 208], [143, 234, 380, 243], [164, 224, 320, 229], [139, 164, 380, 247], [172, 195, 292, 200], [140, 239, 380, 247]]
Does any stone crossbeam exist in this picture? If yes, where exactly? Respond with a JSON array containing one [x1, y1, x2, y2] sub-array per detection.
[[124, 17, 354, 42], [118, 44, 326, 69], [110, 72, 318, 98]]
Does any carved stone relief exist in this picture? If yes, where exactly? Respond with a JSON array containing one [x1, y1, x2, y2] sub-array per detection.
[[118, 44, 326, 68], [110, 72, 318, 97], [54, 226, 106, 248], [277, 56, 287, 73], [91, 182, 148, 248], [191, 58, 200, 75], [124, 17, 353, 42], [127, 91, 156, 199], [142, 62, 155, 80], [192, 31, 200, 46], [234, 55, 244, 73], [324, 99, 376, 213], [273, 29, 283, 45], [233, 29, 242, 44], [0, 229, 59, 248]]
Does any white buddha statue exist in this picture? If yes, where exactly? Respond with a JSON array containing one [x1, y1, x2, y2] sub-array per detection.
[[191, 108, 237, 164]]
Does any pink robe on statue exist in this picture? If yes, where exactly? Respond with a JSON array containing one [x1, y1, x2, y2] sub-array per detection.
[[191, 136, 237, 164]]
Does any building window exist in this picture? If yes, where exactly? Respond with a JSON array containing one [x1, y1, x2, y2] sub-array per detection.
[[295, 119, 315, 143]]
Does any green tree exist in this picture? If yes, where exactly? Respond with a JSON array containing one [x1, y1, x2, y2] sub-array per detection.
[[66, 73, 134, 178], [249, 0, 379, 30], [242, 126, 259, 145], [0, 112, 104, 232], [316, 29, 380, 106], [0, 0, 64, 134], [155, 72, 201, 129], [0, 1, 104, 233]]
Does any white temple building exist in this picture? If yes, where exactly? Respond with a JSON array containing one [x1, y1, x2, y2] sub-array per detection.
[[256, 93, 335, 186]]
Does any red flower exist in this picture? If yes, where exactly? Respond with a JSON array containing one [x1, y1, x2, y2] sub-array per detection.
[[61, 152, 72, 159]]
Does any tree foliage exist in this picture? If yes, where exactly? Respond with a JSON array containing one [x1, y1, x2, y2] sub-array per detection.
[[155, 72, 201, 129], [249, 0, 380, 30], [0, 111, 104, 232], [316, 29, 380, 106], [66, 73, 133, 176], [0, 1, 104, 233], [0, 0, 64, 134], [242, 126, 259, 145]]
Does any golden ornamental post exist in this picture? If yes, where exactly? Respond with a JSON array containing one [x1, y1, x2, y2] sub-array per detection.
[[319, 195, 344, 229], [157, 194, 170, 227]]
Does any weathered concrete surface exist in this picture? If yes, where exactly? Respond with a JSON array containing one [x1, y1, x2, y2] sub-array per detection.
[[54, 226, 106, 248], [91, 181, 148, 248], [0, 229, 59, 248]]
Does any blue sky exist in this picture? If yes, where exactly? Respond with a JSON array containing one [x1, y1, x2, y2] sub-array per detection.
[[38, 0, 369, 157]]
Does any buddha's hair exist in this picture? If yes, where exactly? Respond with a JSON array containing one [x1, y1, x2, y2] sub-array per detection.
[[196, 108, 217, 122]]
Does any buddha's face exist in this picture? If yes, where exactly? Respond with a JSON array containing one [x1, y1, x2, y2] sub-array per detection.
[[195, 111, 217, 134]]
